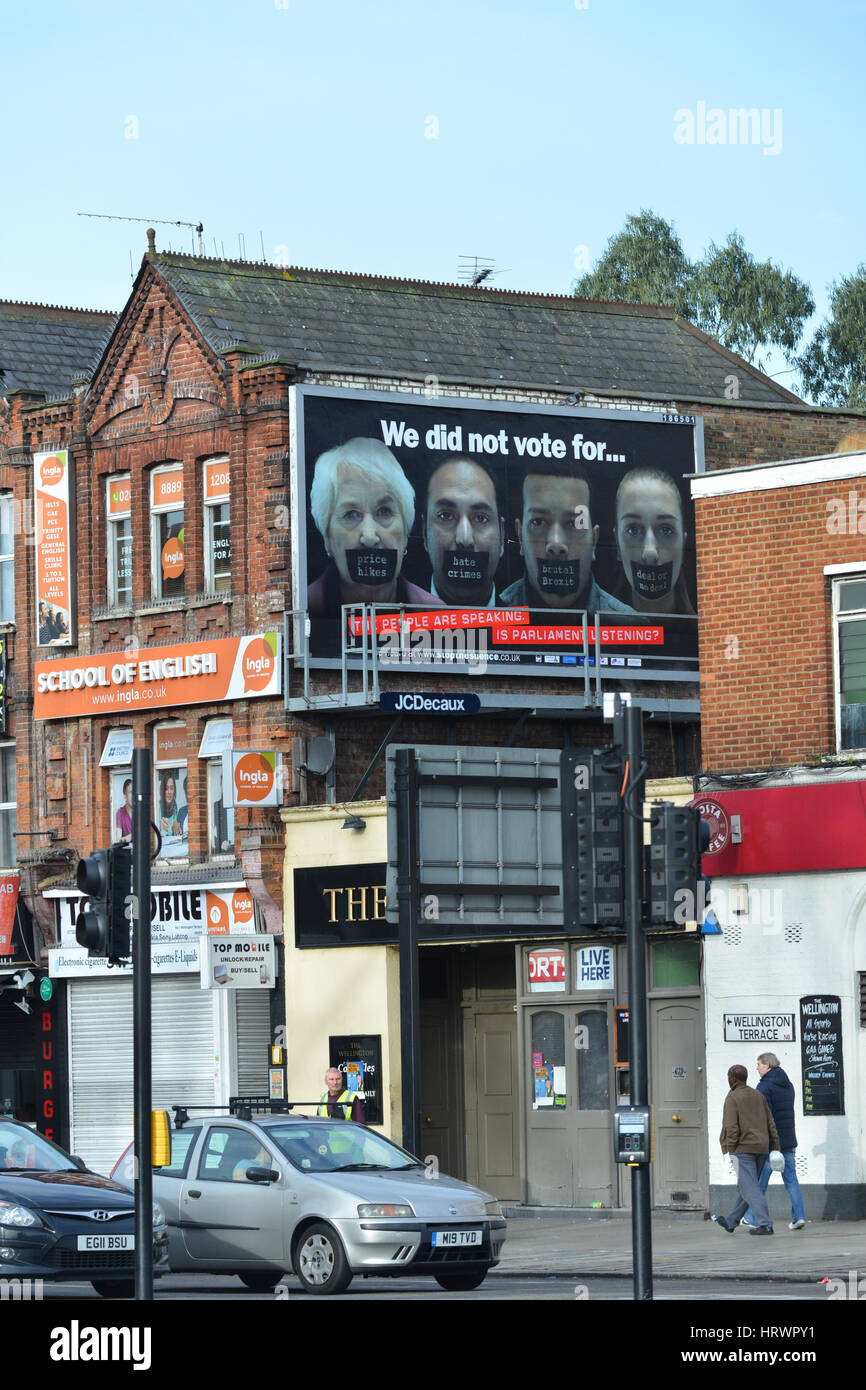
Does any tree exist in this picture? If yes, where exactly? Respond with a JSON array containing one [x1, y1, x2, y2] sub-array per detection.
[[574, 212, 814, 374], [691, 234, 814, 370], [574, 210, 696, 318], [798, 267, 866, 409]]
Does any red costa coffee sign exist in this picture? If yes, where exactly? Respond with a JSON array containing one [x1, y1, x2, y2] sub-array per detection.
[[692, 797, 730, 855]]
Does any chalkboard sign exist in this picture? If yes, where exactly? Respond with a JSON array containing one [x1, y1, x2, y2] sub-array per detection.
[[329, 1034, 383, 1126], [799, 995, 844, 1117]]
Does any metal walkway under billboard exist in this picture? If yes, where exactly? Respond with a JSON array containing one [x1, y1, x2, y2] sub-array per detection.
[[283, 606, 700, 720]]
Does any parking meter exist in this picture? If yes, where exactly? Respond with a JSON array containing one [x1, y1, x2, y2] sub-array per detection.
[[613, 1104, 652, 1165]]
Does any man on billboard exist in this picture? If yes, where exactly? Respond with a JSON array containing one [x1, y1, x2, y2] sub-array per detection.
[[500, 463, 632, 613], [307, 437, 439, 617], [423, 457, 505, 608]]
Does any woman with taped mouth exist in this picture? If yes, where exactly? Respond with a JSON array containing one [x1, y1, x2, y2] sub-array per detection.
[[307, 437, 440, 617], [613, 468, 696, 615]]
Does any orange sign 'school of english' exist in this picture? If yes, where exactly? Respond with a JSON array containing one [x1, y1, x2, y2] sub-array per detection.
[[33, 633, 281, 720]]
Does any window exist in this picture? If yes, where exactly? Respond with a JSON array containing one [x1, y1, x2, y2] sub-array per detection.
[[110, 769, 133, 844], [150, 466, 185, 600], [203, 459, 231, 593], [198, 720, 234, 857], [833, 574, 866, 749], [107, 475, 132, 607], [0, 496, 13, 624], [207, 760, 234, 856], [197, 1126, 272, 1183], [154, 723, 188, 860], [0, 742, 16, 866]]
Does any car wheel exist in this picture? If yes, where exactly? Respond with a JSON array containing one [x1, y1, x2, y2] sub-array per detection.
[[91, 1278, 135, 1299], [237, 1271, 284, 1292], [434, 1268, 489, 1292], [294, 1222, 352, 1295]]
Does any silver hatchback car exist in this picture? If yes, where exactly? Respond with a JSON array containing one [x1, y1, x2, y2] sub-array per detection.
[[113, 1110, 506, 1295]]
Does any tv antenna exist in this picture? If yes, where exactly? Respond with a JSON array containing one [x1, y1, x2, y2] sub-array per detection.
[[78, 212, 204, 255], [458, 256, 508, 287]]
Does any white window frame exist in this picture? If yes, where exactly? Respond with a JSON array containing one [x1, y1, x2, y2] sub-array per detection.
[[199, 718, 234, 859], [153, 721, 188, 861], [203, 457, 231, 594], [0, 741, 17, 868], [829, 566, 866, 752], [150, 464, 185, 601], [110, 767, 133, 844], [0, 494, 14, 625], [207, 758, 235, 859], [106, 475, 132, 608]]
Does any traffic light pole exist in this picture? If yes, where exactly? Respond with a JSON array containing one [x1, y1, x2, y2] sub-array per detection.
[[395, 747, 421, 1157], [624, 703, 653, 1300], [132, 748, 153, 1301]]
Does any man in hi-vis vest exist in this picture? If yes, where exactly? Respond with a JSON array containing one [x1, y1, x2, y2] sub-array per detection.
[[318, 1067, 365, 1122]]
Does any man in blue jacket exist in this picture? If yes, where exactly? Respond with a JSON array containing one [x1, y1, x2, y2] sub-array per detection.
[[744, 1052, 806, 1230]]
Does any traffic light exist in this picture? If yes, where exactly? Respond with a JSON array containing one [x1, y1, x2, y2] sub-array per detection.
[[648, 803, 703, 927], [562, 748, 626, 930], [75, 845, 132, 963], [76, 849, 110, 957], [108, 844, 132, 962]]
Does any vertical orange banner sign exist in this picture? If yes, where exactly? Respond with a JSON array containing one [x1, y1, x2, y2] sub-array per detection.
[[35, 450, 73, 646]]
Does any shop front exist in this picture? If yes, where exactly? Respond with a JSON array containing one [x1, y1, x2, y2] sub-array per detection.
[[282, 794, 708, 1209], [47, 879, 276, 1173], [697, 778, 866, 1220]]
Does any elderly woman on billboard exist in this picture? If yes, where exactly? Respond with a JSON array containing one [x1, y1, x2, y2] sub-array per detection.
[[612, 467, 696, 616], [307, 437, 439, 617]]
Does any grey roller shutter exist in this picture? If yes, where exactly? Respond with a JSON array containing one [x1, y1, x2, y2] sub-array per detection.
[[68, 976, 216, 1174], [235, 989, 271, 1096]]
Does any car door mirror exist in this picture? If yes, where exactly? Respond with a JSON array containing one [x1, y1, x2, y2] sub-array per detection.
[[245, 1165, 279, 1184], [70, 1155, 88, 1172]]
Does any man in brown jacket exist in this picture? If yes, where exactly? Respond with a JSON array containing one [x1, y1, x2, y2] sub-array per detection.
[[715, 1065, 781, 1235]]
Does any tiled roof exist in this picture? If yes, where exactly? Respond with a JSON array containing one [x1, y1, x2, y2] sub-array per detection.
[[0, 301, 117, 401], [149, 254, 802, 406]]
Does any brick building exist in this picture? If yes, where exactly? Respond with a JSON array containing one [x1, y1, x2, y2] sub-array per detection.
[[692, 445, 866, 1219], [3, 238, 863, 1199]]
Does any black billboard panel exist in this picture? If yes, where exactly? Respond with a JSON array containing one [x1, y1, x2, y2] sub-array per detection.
[[291, 387, 702, 681]]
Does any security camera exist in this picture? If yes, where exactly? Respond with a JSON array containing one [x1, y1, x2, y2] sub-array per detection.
[[12, 970, 34, 991]]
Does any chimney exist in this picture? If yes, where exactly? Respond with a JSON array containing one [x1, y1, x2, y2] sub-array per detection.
[[146, 228, 156, 254]]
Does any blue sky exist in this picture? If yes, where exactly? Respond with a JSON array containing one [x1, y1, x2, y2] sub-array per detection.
[[2, 0, 863, 388]]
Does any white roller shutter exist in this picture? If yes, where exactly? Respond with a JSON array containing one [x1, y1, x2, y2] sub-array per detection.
[[235, 990, 271, 1096], [68, 976, 216, 1175]]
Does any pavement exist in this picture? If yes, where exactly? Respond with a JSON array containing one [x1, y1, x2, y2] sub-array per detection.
[[494, 1207, 866, 1284]]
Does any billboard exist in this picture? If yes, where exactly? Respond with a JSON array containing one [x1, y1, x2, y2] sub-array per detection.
[[292, 386, 702, 680]]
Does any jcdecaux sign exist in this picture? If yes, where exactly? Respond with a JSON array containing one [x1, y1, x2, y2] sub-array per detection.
[[379, 692, 480, 714]]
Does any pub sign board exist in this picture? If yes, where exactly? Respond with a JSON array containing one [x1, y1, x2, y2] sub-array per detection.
[[799, 995, 844, 1117], [329, 1034, 383, 1126], [294, 864, 396, 948]]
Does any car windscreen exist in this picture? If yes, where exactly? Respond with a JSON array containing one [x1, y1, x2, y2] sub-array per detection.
[[267, 1124, 420, 1174], [0, 1121, 77, 1173]]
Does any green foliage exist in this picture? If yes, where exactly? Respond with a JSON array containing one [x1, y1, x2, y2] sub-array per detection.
[[574, 211, 814, 374], [798, 267, 866, 409], [573, 211, 696, 317], [691, 234, 814, 369]]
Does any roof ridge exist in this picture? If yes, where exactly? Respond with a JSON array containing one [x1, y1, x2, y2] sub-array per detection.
[[151, 251, 677, 315], [0, 298, 117, 318]]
